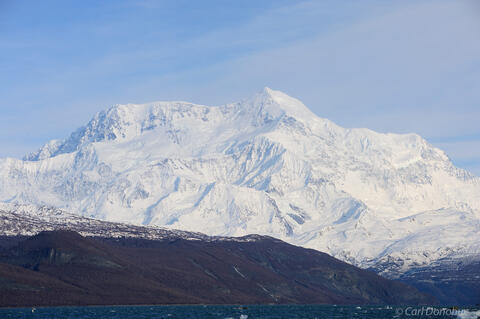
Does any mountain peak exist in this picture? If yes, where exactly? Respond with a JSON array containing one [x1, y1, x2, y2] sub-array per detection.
[[25, 88, 319, 161], [260, 86, 276, 98], [247, 87, 317, 122]]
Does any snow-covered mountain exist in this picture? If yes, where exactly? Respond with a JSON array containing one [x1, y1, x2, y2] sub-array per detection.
[[0, 202, 207, 240], [0, 202, 264, 243], [1, 88, 479, 274]]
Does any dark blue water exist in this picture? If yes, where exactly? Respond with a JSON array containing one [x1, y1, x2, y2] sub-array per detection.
[[0, 305, 478, 319]]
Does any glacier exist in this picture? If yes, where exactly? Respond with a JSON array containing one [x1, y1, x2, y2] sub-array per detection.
[[1, 87, 479, 274]]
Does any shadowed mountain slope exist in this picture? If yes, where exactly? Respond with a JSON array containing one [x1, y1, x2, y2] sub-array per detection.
[[0, 231, 435, 307]]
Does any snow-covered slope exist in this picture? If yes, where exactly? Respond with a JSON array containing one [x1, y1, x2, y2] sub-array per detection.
[[1, 88, 479, 273], [0, 202, 262, 243]]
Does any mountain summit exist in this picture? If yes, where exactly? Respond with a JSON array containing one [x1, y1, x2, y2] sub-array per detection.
[[25, 87, 316, 161], [2, 88, 480, 275]]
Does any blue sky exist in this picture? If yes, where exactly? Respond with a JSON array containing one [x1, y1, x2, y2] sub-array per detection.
[[1, 0, 479, 175]]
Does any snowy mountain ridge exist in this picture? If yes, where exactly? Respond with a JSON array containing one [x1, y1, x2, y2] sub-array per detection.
[[0, 202, 266, 243], [1, 87, 480, 273]]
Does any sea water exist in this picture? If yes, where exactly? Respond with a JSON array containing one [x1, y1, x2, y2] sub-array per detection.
[[0, 305, 479, 319]]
